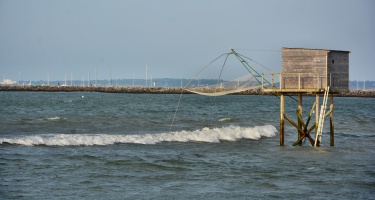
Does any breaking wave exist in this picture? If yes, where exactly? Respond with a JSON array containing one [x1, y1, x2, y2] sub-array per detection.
[[0, 125, 277, 146]]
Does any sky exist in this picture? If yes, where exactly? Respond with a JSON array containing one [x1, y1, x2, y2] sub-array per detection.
[[0, 0, 374, 82]]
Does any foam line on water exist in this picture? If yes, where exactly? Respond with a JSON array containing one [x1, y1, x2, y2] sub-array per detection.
[[0, 125, 277, 146], [46, 116, 61, 120], [218, 118, 232, 122], [36, 116, 64, 121]]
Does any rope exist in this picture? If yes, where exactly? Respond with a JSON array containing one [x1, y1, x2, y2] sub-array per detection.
[[237, 53, 272, 71], [169, 91, 183, 132], [210, 97, 217, 127], [169, 52, 231, 131], [287, 94, 298, 102], [234, 49, 281, 52], [210, 53, 230, 127], [169, 49, 298, 131], [234, 50, 298, 102], [182, 52, 231, 89]]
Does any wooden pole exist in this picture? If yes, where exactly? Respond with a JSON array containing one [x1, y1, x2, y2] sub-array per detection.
[[305, 101, 316, 131], [315, 94, 319, 137], [330, 94, 334, 146], [297, 93, 303, 145], [280, 93, 285, 146]]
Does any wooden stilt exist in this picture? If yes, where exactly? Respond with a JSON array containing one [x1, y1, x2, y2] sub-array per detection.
[[277, 91, 334, 147], [288, 101, 317, 146], [315, 94, 319, 138], [297, 93, 303, 145], [280, 94, 285, 146], [330, 94, 334, 146]]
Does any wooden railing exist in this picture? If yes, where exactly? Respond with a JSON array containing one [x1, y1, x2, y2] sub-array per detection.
[[262, 72, 329, 92]]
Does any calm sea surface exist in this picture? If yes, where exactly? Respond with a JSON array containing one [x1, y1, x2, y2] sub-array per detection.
[[1, 91, 374, 199]]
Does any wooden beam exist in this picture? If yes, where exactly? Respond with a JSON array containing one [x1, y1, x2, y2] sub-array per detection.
[[284, 114, 304, 134], [296, 109, 306, 130], [315, 94, 319, 139], [325, 109, 333, 118], [297, 93, 303, 145], [305, 101, 317, 130], [330, 94, 334, 146], [306, 125, 317, 146], [292, 123, 316, 146], [280, 94, 285, 146]]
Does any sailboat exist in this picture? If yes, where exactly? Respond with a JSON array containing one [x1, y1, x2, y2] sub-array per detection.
[[61, 73, 68, 86]]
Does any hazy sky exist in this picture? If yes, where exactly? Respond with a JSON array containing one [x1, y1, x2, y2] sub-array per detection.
[[0, 0, 374, 82]]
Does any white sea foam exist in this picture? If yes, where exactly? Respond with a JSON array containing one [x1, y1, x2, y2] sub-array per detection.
[[0, 125, 277, 146], [218, 118, 231, 122], [46, 116, 61, 120], [37, 116, 62, 121]]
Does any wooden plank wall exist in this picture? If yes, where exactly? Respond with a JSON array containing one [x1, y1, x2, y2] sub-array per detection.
[[327, 51, 349, 92], [281, 48, 349, 91], [282, 48, 327, 89]]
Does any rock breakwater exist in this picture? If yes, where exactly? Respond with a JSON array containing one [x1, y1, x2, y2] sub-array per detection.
[[0, 86, 374, 97], [0, 86, 190, 94]]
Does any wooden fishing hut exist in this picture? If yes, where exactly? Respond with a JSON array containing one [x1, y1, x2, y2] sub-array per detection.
[[262, 48, 350, 146]]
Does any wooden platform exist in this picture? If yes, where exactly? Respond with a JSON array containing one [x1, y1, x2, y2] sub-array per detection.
[[262, 88, 324, 93]]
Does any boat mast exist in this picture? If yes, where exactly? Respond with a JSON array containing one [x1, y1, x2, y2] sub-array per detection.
[[146, 65, 148, 87], [108, 65, 112, 86], [18, 70, 20, 85]]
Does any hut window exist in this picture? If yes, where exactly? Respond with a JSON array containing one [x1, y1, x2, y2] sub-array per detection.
[[332, 60, 335, 63]]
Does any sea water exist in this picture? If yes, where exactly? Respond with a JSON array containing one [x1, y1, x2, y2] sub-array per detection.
[[0, 92, 374, 199]]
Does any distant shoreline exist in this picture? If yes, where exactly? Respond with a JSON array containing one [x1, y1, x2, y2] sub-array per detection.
[[0, 85, 374, 97]]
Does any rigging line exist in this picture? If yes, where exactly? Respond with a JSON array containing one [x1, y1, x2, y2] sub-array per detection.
[[268, 91, 298, 102], [233, 51, 297, 102], [210, 97, 217, 127], [287, 94, 298, 102], [233, 48, 281, 52], [169, 91, 183, 132], [215, 53, 230, 91], [236, 52, 297, 102], [210, 53, 230, 126], [182, 52, 231, 89], [237, 53, 272, 71], [269, 92, 280, 100], [231, 52, 261, 84], [231, 50, 272, 88], [170, 52, 231, 131]]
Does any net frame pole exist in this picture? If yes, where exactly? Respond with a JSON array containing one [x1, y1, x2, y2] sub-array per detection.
[[230, 49, 261, 84]]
